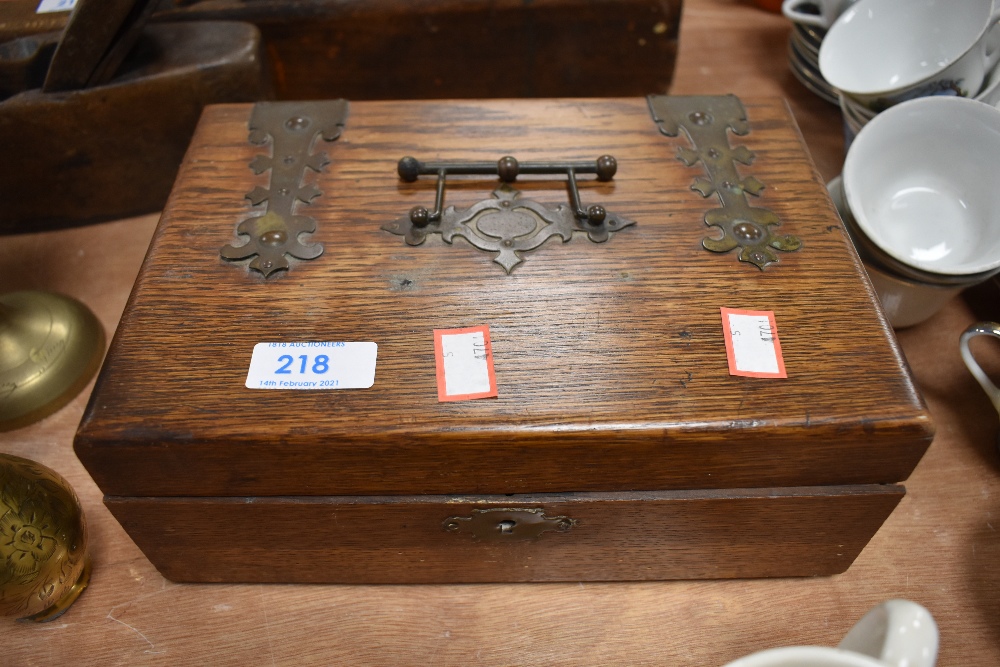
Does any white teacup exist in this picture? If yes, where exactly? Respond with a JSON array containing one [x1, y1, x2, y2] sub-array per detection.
[[782, 0, 858, 30], [843, 96, 1000, 281], [722, 599, 938, 667], [829, 176, 963, 328], [820, 0, 1000, 111], [839, 59, 1000, 152]]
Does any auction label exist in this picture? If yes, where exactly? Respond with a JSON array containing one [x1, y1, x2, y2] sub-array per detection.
[[37, 0, 77, 12], [245, 342, 377, 389], [721, 308, 787, 378], [434, 325, 498, 401]]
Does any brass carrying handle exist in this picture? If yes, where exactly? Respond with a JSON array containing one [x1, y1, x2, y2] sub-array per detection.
[[397, 155, 618, 227]]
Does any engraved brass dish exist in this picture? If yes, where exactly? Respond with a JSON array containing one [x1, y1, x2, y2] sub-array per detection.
[[0, 291, 104, 432], [0, 453, 90, 622]]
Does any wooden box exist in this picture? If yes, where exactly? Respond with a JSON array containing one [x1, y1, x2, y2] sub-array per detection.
[[73, 97, 934, 583]]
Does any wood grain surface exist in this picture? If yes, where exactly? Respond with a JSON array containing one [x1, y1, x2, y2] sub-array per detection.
[[2, 0, 1000, 664], [75, 98, 931, 500]]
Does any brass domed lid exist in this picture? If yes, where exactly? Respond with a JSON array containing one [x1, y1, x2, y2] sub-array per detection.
[[0, 291, 104, 431]]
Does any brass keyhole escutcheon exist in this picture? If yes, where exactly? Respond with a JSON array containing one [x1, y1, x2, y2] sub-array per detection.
[[443, 508, 577, 541]]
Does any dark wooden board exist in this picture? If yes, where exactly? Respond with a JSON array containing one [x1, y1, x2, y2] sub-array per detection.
[[153, 0, 682, 100], [106, 485, 904, 583], [75, 98, 933, 498], [2, 0, 681, 100]]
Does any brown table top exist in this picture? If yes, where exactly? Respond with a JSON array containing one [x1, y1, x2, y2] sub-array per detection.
[[3, 0, 1000, 663]]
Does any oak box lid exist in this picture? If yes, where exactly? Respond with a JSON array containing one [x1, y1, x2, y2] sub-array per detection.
[[73, 97, 934, 498]]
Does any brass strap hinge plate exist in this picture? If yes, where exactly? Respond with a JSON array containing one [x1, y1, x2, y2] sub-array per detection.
[[648, 94, 802, 270], [221, 100, 349, 278]]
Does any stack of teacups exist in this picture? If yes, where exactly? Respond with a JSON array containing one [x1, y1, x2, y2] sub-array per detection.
[[820, 0, 1000, 147], [782, 0, 861, 104], [832, 96, 1000, 328]]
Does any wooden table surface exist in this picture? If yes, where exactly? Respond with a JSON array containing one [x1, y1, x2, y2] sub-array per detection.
[[3, 0, 1000, 664]]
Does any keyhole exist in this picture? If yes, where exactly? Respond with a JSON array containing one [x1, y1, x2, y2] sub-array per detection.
[[497, 520, 517, 534]]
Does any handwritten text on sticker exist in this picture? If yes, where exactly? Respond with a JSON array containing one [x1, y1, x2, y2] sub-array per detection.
[[721, 308, 787, 378], [434, 325, 498, 401]]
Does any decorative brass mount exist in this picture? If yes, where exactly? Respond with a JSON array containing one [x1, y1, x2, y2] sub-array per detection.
[[382, 155, 635, 273], [443, 507, 577, 541], [647, 95, 802, 270], [221, 100, 349, 278]]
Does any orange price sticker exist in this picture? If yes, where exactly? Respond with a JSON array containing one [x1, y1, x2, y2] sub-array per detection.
[[721, 307, 787, 378], [433, 325, 498, 401]]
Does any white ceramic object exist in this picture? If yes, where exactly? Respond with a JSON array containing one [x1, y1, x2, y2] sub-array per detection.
[[840, 65, 1000, 150], [978, 55, 1000, 105], [960, 321, 1000, 418], [843, 96, 1000, 278], [861, 256, 963, 328], [782, 0, 859, 29], [829, 176, 962, 328], [820, 0, 1000, 111], [793, 23, 821, 57], [838, 94, 869, 131], [840, 91, 877, 122], [840, 60, 1000, 141], [838, 98, 862, 151], [843, 56, 1000, 118], [722, 599, 938, 667], [789, 35, 840, 104]]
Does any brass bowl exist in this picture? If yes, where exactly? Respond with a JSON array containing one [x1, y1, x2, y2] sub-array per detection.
[[0, 453, 90, 621]]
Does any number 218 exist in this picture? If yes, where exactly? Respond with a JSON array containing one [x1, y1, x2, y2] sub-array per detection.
[[275, 354, 329, 374]]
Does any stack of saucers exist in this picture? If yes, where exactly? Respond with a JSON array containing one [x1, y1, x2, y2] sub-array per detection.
[[782, 0, 859, 105], [783, 7, 837, 104]]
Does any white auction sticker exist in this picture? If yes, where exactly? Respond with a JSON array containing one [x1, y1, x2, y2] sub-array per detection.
[[37, 0, 77, 13], [721, 308, 787, 378], [245, 342, 377, 389], [434, 325, 498, 401]]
